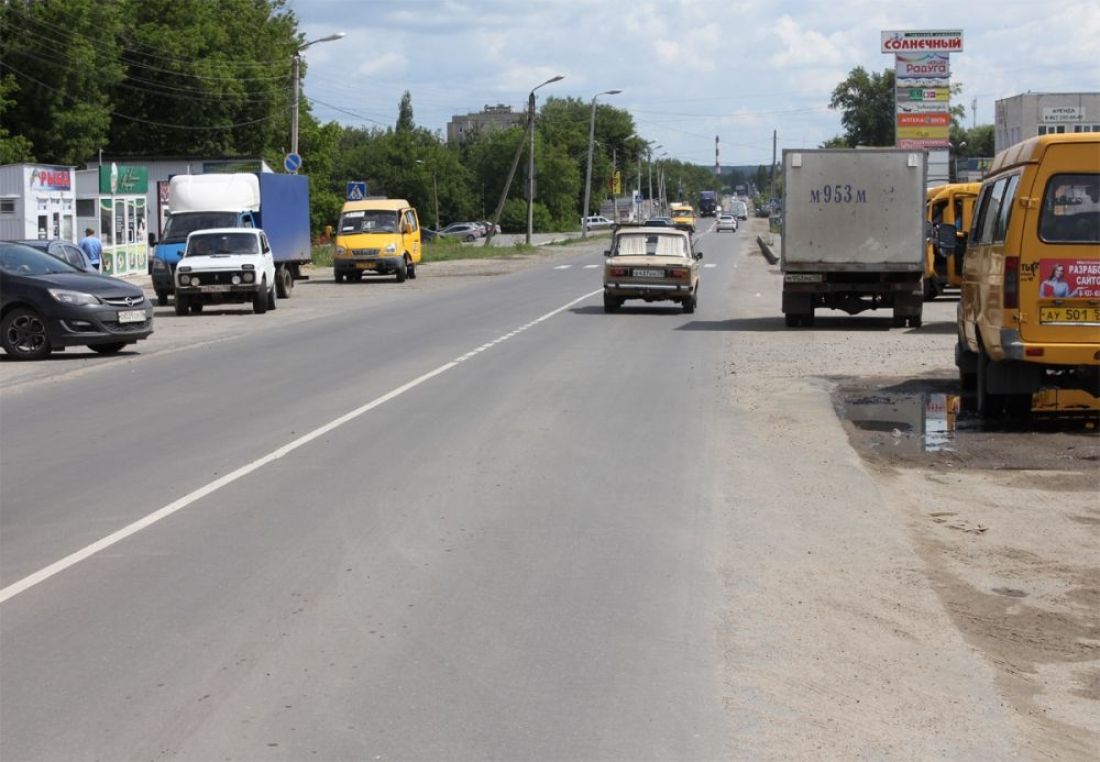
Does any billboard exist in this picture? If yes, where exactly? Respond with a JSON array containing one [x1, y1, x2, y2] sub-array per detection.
[[882, 30, 963, 53], [895, 53, 950, 79]]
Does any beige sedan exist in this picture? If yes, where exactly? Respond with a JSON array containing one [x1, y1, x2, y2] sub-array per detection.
[[602, 227, 701, 313]]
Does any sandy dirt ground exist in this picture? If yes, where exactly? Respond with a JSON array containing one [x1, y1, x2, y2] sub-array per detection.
[[717, 219, 1098, 759]]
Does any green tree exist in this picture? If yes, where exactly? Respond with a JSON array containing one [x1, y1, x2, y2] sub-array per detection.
[[0, 75, 34, 163], [827, 66, 896, 147], [396, 90, 414, 132], [0, 0, 126, 165]]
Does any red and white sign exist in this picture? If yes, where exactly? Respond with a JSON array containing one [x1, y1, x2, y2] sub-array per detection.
[[29, 166, 72, 191], [882, 30, 963, 53], [897, 113, 951, 127]]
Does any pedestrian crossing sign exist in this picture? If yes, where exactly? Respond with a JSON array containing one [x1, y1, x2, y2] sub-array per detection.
[[346, 181, 367, 201]]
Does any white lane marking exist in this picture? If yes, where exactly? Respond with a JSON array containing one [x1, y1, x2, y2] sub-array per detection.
[[554, 264, 573, 270], [0, 288, 603, 605], [583, 264, 599, 269], [704, 263, 718, 269]]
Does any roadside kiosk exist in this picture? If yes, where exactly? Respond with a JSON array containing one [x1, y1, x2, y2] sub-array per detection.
[[76, 164, 149, 277]]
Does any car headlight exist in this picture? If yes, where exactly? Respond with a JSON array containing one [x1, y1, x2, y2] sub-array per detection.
[[384, 243, 397, 254], [335, 246, 347, 256], [152, 258, 168, 271], [242, 272, 255, 283], [48, 288, 101, 306], [231, 275, 241, 285], [179, 274, 192, 286]]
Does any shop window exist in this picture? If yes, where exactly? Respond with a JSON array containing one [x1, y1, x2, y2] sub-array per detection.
[[100, 199, 113, 245], [0, 199, 14, 214]]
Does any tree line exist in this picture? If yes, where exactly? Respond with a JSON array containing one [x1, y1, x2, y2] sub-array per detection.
[[0, 1, 994, 235]]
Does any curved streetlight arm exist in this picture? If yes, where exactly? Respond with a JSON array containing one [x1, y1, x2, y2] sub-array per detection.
[[291, 32, 345, 162], [581, 89, 623, 238]]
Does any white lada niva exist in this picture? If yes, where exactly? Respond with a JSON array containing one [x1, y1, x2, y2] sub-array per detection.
[[174, 228, 277, 315]]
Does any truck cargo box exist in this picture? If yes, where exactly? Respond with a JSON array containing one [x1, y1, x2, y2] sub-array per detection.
[[781, 149, 926, 271]]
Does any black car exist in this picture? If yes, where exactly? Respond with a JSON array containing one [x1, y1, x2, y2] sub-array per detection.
[[0, 241, 154, 360], [14, 238, 92, 271]]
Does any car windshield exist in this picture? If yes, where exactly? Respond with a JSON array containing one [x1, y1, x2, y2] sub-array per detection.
[[339, 210, 400, 234], [161, 212, 240, 244], [613, 233, 688, 257], [0, 242, 79, 275], [186, 233, 259, 256]]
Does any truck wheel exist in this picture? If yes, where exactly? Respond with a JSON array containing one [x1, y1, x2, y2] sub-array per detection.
[[603, 294, 621, 313], [267, 284, 277, 310], [253, 282, 268, 314], [174, 293, 190, 316], [407, 260, 417, 279], [976, 344, 1030, 420], [276, 266, 293, 299], [395, 257, 408, 283], [891, 310, 907, 328], [190, 301, 203, 314], [156, 290, 169, 307], [784, 313, 799, 327], [334, 272, 344, 283], [907, 314, 922, 328]]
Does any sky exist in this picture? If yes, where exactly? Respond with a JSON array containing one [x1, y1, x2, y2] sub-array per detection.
[[286, 0, 1100, 167]]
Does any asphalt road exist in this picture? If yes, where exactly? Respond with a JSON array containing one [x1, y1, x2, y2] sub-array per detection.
[[1, 223, 737, 760], [2, 218, 1065, 760]]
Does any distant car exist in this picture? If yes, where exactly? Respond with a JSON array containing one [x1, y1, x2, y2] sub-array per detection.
[[642, 217, 675, 228], [602, 227, 702, 313], [716, 214, 738, 233], [0, 241, 154, 360], [479, 220, 502, 235], [421, 227, 440, 242], [582, 215, 614, 231], [13, 239, 93, 271], [439, 223, 481, 242]]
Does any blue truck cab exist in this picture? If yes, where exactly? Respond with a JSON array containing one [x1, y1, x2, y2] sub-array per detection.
[[149, 173, 310, 306]]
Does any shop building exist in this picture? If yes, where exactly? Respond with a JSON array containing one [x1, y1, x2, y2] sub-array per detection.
[[994, 92, 1100, 153], [0, 164, 77, 242], [75, 164, 150, 277]]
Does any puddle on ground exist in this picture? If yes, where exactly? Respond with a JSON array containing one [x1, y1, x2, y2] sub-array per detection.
[[833, 379, 1100, 471]]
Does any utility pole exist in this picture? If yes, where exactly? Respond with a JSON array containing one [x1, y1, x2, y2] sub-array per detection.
[[971, 97, 978, 129], [770, 129, 777, 200], [483, 120, 531, 247]]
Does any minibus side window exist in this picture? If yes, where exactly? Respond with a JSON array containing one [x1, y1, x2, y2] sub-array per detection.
[[1039, 173, 1100, 243], [977, 178, 1007, 245], [993, 175, 1020, 244]]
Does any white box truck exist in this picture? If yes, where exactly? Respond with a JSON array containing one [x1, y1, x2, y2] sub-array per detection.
[[781, 149, 927, 328]]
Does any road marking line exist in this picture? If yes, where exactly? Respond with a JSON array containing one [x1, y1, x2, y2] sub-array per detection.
[[704, 263, 718, 268], [0, 288, 603, 605], [583, 264, 599, 269], [554, 264, 573, 270]]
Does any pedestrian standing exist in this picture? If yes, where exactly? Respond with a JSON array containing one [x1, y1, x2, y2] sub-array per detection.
[[79, 227, 103, 271]]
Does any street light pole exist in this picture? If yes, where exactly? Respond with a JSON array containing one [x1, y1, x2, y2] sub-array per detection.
[[526, 75, 564, 246], [291, 32, 345, 172], [581, 89, 621, 239]]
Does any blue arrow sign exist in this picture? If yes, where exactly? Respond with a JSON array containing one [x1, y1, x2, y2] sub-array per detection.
[[346, 181, 367, 201], [284, 152, 302, 173]]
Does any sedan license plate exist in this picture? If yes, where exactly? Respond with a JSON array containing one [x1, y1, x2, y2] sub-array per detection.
[[784, 273, 824, 283], [356, 262, 377, 270], [117, 309, 145, 324], [1039, 306, 1100, 324], [633, 268, 664, 278]]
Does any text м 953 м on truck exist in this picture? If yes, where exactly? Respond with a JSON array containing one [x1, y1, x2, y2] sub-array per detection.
[[149, 173, 311, 306]]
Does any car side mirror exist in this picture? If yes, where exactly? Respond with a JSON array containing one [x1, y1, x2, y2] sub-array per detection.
[[695, 251, 703, 260], [148, 232, 157, 246], [604, 250, 612, 257]]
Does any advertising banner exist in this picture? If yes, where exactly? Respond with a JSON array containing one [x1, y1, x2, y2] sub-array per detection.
[[897, 113, 951, 128], [1037, 259, 1100, 299], [99, 163, 149, 194], [897, 86, 951, 102], [28, 166, 72, 191], [897, 101, 953, 114], [882, 30, 963, 53], [895, 53, 951, 78], [1041, 106, 1086, 124]]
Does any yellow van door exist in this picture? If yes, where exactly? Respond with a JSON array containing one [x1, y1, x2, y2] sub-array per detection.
[[1018, 144, 1100, 347]]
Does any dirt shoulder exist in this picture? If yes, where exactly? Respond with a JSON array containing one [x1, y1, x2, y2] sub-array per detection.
[[718, 219, 1098, 758]]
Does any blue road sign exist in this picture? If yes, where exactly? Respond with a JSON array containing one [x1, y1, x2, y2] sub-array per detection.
[[284, 152, 302, 173], [346, 181, 367, 201]]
